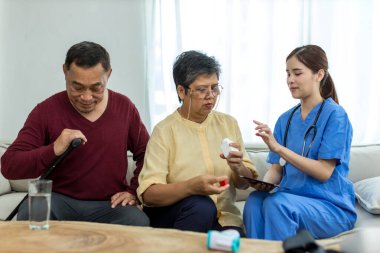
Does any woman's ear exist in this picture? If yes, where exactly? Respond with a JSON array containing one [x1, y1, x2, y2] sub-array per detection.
[[317, 69, 325, 82], [177, 85, 186, 101]]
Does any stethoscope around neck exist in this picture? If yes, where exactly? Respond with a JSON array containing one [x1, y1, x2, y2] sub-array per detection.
[[282, 99, 326, 161]]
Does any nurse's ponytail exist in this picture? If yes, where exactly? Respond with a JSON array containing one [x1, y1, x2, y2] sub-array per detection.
[[320, 70, 338, 104], [286, 45, 339, 104]]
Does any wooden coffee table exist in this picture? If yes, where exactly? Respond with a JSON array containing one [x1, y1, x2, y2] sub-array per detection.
[[0, 221, 340, 252]]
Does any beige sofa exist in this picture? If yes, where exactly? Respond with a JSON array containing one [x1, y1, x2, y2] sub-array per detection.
[[1, 141, 380, 231]]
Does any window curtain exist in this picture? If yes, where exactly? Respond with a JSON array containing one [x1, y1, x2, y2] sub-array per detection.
[[144, 0, 380, 145]]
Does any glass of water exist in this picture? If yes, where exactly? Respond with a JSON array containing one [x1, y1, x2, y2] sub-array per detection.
[[28, 179, 52, 230]]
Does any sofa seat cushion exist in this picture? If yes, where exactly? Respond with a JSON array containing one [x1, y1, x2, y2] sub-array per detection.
[[0, 192, 27, 220], [0, 172, 11, 195], [354, 201, 380, 228], [354, 177, 380, 214], [0, 143, 11, 195]]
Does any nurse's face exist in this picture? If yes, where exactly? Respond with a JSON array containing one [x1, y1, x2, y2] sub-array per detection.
[[177, 73, 220, 123], [286, 56, 321, 100]]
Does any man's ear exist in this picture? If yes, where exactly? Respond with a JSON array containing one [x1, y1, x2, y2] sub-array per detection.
[[107, 68, 112, 79], [177, 85, 186, 101], [63, 64, 68, 75]]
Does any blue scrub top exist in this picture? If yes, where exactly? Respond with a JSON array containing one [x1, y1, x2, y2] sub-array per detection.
[[267, 98, 356, 215]]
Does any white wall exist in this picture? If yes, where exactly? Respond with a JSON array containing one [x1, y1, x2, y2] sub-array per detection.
[[0, 0, 149, 141]]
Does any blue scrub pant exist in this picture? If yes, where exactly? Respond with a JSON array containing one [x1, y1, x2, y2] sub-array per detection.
[[17, 192, 150, 226], [144, 195, 245, 236], [243, 191, 355, 240]]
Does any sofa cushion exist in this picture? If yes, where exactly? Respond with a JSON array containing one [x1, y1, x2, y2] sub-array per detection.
[[9, 179, 30, 192], [349, 145, 380, 183], [236, 147, 271, 201], [354, 177, 380, 215], [246, 147, 271, 180]]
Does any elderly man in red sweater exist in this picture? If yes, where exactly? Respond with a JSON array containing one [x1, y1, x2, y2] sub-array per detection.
[[1, 41, 150, 226]]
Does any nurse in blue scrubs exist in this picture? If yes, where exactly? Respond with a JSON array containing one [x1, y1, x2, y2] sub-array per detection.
[[243, 45, 357, 240]]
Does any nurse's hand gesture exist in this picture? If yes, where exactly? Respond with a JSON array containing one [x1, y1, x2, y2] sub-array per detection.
[[253, 120, 281, 153]]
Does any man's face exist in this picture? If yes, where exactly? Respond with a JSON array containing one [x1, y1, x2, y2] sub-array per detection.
[[64, 63, 111, 114]]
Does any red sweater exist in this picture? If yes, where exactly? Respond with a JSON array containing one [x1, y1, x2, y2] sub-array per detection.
[[1, 90, 149, 200]]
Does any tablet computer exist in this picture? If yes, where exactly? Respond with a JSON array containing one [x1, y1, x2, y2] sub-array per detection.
[[239, 175, 289, 190]]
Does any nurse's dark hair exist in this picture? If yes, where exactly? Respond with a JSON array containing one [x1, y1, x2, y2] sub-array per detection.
[[173, 50, 221, 102], [64, 41, 111, 71], [286, 45, 339, 104]]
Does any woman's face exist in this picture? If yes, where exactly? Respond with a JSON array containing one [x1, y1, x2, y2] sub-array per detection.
[[286, 56, 322, 101], [178, 73, 220, 123]]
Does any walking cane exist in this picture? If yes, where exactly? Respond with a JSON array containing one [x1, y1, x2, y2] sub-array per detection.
[[5, 138, 82, 221]]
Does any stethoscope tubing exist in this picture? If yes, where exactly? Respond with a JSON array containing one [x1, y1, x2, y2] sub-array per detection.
[[283, 100, 325, 158]]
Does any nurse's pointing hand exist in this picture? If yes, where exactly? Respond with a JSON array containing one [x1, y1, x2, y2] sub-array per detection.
[[253, 120, 281, 153]]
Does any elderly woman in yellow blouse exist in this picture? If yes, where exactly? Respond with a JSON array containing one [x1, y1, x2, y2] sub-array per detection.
[[137, 51, 257, 236]]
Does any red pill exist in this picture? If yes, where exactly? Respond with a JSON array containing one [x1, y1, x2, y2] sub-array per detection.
[[219, 178, 228, 186]]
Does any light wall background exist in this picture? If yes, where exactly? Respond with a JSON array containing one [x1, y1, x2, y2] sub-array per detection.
[[1, 0, 379, 145], [0, 0, 149, 141]]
